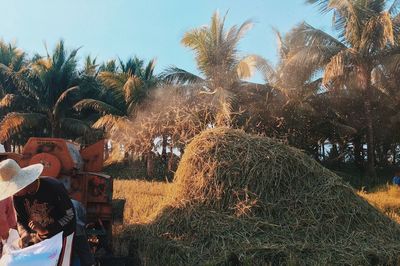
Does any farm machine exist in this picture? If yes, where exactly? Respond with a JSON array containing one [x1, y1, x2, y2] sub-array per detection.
[[0, 137, 114, 257]]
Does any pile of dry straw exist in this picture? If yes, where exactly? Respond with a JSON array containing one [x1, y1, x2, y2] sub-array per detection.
[[115, 128, 400, 265]]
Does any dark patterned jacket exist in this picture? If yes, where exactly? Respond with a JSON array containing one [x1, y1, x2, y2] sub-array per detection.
[[13, 177, 76, 241]]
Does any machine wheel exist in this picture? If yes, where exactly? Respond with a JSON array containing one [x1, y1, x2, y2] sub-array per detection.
[[29, 153, 62, 177]]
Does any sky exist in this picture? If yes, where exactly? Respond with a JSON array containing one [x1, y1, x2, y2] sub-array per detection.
[[0, 0, 333, 78]]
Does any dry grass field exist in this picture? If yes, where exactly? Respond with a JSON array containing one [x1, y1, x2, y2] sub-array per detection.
[[113, 179, 400, 226], [358, 185, 400, 223], [109, 128, 400, 266], [111, 181, 400, 263], [113, 179, 175, 224], [111, 179, 400, 264]]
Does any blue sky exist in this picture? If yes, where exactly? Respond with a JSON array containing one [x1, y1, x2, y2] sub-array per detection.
[[1, 0, 332, 77]]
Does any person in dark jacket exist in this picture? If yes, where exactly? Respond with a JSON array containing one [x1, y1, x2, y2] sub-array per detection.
[[0, 159, 76, 265], [14, 177, 76, 247]]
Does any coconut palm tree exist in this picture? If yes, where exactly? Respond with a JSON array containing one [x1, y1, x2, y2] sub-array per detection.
[[74, 57, 158, 133], [278, 0, 400, 178], [161, 11, 269, 126], [0, 40, 93, 143], [0, 41, 31, 113], [75, 57, 158, 175], [0, 41, 32, 150]]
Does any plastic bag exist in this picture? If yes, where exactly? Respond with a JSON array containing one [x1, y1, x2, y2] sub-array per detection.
[[0, 229, 63, 266]]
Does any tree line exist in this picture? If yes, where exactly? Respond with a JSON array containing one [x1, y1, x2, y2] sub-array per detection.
[[1, 0, 400, 180]]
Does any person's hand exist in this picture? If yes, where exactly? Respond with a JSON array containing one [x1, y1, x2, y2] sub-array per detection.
[[28, 221, 48, 235]]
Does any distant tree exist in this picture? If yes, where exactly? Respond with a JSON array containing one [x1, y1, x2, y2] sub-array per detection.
[[74, 57, 158, 133], [162, 11, 269, 126], [279, 0, 400, 178], [0, 41, 31, 150], [75, 57, 158, 176], [0, 40, 93, 143]]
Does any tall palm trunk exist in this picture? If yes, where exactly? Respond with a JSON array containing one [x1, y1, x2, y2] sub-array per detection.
[[215, 87, 232, 127], [168, 144, 175, 172], [365, 97, 376, 178], [51, 124, 61, 138], [353, 135, 364, 170], [161, 134, 168, 164], [361, 64, 377, 179], [146, 148, 154, 179], [50, 113, 61, 138]]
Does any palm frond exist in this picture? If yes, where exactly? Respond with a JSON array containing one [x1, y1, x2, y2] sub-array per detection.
[[323, 49, 357, 87], [99, 59, 117, 73], [0, 94, 18, 108], [93, 114, 131, 133], [144, 58, 157, 80], [53, 86, 79, 118], [61, 118, 92, 136], [181, 11, 253, 80], [160, 66, 204, 84], [307, 0, 365, 45], [274, 28, 289, 60], [83, 55, 98, 76], [0, 64, 38, 99], [0, 94, 31, 111], [286, 22, 346, 49], [279, 45, 344, 88], [379, 50, 400, 74], [99, 71, 129, 89], [360, 11, 394, 51], [0, 41, 26, 71], [74, 99, 124, 116], [123, 76, 143, 106], [0, 112, 47, 142], [233, 19, 253, 44], [182, 28, 208, 52], [237, 55, 275, 82]]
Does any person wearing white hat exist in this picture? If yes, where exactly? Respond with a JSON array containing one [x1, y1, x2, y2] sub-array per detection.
[[0, 159, 76, 265], [0, 159, 44, 202]]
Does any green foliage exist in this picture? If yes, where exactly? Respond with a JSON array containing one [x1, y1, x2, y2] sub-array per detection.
[[75, 57, 158, 133], [0, 40, 99, 144]]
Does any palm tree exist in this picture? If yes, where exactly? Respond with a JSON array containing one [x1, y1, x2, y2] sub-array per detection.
[[162, 11, 268, 126], [0, 40, 93, 143], [75, 57, 158, 175], [278, 0, 400, 178], [0, 41, 34, 150], [74, 57, 157, 133], [0, 41, 30, 113], [81, 55, 99, 77]]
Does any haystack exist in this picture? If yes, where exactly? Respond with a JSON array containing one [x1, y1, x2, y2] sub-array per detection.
[[116, 128, 400, 265]]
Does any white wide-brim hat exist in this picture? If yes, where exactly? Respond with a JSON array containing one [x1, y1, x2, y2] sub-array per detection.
[[0, 159, 44, 201]]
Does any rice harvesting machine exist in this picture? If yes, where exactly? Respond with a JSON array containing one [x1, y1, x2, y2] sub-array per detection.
[[0, 137, 114, 255]]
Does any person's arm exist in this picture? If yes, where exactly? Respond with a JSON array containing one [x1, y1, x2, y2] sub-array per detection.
[[13, 197, 31, 236], [13, 197, 38, 247]]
